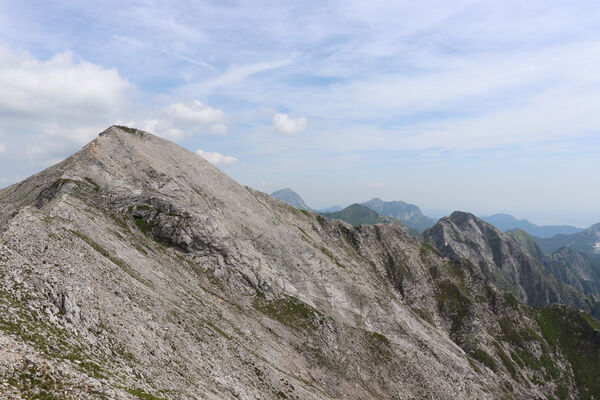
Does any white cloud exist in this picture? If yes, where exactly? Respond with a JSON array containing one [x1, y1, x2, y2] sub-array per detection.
[[196, 149, 238, 165], [168, 101, 225, 125], [209, 124, 229, 135], [0, 45, 129, 123], [131, 100, 229, 139], [0, 45, 131, 163], [272, 113, 307, 135]]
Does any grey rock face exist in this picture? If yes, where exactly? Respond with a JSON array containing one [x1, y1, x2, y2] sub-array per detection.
[[422, 211, 598, 314], [0, 126, 597, 399]]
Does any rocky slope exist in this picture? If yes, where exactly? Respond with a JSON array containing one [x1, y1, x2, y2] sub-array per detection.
[[422, 212, 599, 316], [507, 230, 600, 298], [0, 126, 599, 399]]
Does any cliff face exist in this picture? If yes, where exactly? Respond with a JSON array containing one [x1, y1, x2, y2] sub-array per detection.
[[421, 212, 597, 314], [0, 126, 598, 400]]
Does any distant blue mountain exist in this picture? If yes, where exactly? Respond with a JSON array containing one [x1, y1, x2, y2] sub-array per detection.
[[317, 205, 343, 213], [481, 213, 582, 238]]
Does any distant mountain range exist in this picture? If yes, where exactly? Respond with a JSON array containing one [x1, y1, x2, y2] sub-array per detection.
[[320, 204, 419, 237], [361, 198, 436, 232], [316, 205, 343, 213], [270, 188, 436, 233], [481, 213, 582, 238], [532, 223, 600, 255]]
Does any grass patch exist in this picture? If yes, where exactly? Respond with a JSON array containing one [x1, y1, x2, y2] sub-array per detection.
[[493, 342, 517, 379], [83, 177, 100, 192], [319, 247, 345, 269], [134, 217, 152, 235], [124, 388, 167, 400], [420, 243, 438, 255], [253, 295, 329, 333], [538, 305, 600, 399], [503, 292, 519, 309], [471, 347, 497, 372], [582, 312, 600, 330], [435, 280, 471, 334]]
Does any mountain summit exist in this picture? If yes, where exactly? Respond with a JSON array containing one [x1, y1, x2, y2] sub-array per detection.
[[270, 187, 312, 210], [1, 126, 599, 399]]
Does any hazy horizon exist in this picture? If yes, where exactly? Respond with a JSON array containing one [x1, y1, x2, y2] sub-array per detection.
[[1, 1, 599, 227]]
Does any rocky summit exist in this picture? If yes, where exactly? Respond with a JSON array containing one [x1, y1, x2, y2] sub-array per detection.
[[1, 126, 599, 399]]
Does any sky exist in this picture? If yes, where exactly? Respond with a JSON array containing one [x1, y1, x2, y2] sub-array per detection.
[[0, 0, 599, 226]]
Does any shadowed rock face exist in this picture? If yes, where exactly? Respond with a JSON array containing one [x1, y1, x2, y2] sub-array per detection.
[[422, 212, 598, 315], [0, 126, 599, 399]]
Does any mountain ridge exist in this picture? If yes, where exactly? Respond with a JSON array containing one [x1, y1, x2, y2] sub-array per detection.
[[361, 197, 436, 232], [0, 126, 599, 399], [481, 213, 583, 238]]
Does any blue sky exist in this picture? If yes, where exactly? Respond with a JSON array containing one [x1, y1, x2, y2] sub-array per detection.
[[1, 1, 600, 226]]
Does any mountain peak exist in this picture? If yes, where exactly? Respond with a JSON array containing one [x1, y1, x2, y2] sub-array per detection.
[[361, 197, 435, 232], [271, 188, 312, 210]]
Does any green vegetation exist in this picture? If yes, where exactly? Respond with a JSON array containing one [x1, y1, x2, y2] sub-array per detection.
[[114, 125, 141, 135], [319, 247, 345, 269], [492, 342, 517, 378], [435, 280, 471, 334], [253, 295, 329, 333], [83, 177, 100, 192], [582, 312, 600, 330], [503, 292, 519, 309], [320, 204, 418, 236], [124, 387, 167, 400], [538, 305, 600, 399], [134, 217, 152, 235], [471, 347, 497, 372]]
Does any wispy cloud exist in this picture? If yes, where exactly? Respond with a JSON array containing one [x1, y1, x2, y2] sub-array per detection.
[[2, 1, 600, 224], [196, 149, 238, 165], [114, 35, 216, 71], [271, 113, 307, 135]]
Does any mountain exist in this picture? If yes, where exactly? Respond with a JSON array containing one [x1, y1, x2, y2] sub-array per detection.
[[533, 223, 600, 255], [545, 247, 600, 296], [0, 126, 599, 399], [270, 188, 312, 210], [481, 213, 582, 238], [422, 212, 598, 315], [320, 204, 419, 237], [316, 205, 343, 213], [507, 230, 600, 297], [361, 197, 436, 232]]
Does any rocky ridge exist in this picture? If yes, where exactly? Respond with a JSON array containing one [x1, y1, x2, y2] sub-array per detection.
[[0, 126, 598, 399]]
